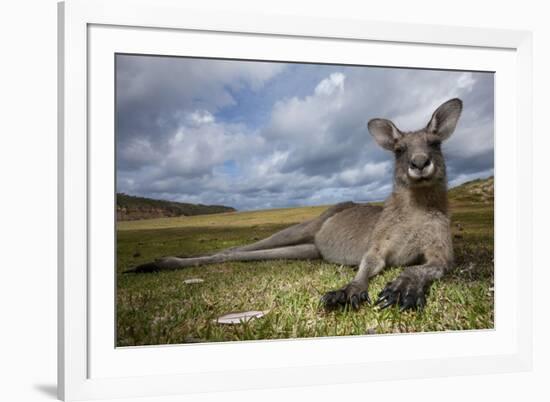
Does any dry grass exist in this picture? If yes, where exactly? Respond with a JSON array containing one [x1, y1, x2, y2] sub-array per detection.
[[117, 205, 331, 231]]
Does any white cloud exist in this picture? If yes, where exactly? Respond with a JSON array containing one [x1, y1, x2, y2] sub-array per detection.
[[164, 121, 265, 179], [314, 72, 346, 96], [457, 72, 475, 91], [267, 73, 346, 141], [187, 110, 215, 126], [337, 162, 391, 187]]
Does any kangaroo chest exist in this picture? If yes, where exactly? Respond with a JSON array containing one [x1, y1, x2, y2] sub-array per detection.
[[372, 208, 448, 267]]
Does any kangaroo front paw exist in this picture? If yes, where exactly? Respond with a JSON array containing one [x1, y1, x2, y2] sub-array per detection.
[[375, 275, 429, 311], [320, 282, 371, 310]]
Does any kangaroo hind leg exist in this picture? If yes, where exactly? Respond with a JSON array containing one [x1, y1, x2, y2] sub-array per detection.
[[229, 202, 357, 253], [126, 244, 321, 273], [228, 221, 318, 252]]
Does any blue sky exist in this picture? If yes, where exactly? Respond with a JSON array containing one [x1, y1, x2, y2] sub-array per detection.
[[116, 55, 494, 211]]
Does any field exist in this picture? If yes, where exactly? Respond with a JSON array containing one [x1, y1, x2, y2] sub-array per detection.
[[117, 183, 494, 346]]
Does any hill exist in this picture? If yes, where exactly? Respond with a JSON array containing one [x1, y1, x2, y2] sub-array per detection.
[[448, 176, 494, 205], [116, 193, 236, 221]]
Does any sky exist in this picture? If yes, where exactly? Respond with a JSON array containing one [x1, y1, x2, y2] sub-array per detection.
[[116, 54, 494, 211]]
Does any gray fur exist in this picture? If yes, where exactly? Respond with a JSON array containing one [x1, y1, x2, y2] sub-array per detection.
[[129, 98, 463, 311]]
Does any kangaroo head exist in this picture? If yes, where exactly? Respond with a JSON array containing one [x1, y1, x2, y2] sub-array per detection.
[[368, 98, 462, 189]]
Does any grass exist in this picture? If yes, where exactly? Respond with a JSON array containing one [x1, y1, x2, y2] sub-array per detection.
[[116, 199, 493, 347]]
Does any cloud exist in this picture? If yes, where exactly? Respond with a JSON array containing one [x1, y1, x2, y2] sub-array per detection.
[[116, 55, 285, 172], [314, 72, 346, 96], [116, 55, 494, 210], [186, 110, 215, 126]]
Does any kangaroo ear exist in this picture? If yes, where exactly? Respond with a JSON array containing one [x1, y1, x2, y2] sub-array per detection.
[[427, 98, 463, 140], [368, 118, 403, 151]]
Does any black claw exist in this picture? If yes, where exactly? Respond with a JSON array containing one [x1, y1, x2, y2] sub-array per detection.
[[399, 294, 416, 311], [350, 295, 360, 310], [375, 289, 392, 306], [360, 291, 371, 304], [378, 293, 398, 309], [337, 290, 347, 304], [375, 292, 386, 305], [378, 299, 395, 310]]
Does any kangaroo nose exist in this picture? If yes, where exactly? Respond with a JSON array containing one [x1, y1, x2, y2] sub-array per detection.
[[410, 154, 430, 170]]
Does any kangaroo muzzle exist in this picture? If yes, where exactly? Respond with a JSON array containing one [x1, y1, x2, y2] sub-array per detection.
[[408, 155, 435, 180]]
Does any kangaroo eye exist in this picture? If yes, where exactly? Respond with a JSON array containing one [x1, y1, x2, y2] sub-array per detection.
[[427, 137, 441, 147], [394, 145, 406, 156]]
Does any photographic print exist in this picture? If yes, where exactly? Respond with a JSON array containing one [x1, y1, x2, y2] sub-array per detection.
[[116, 55, 494, 347]]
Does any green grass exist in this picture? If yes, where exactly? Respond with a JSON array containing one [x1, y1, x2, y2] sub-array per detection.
[[116, 200, 493, 347]]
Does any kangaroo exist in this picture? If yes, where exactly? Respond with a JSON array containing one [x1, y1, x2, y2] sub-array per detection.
[[128, 98, 463, 311]]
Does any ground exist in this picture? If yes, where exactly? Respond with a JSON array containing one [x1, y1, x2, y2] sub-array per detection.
[[116, 187, 494, 346]]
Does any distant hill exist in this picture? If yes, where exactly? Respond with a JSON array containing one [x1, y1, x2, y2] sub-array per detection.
[[116, 193, 236, 221], [449, 176, 494, 205]]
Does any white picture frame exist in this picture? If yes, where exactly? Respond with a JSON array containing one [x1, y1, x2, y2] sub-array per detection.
[[58, 0, 533, 400]]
